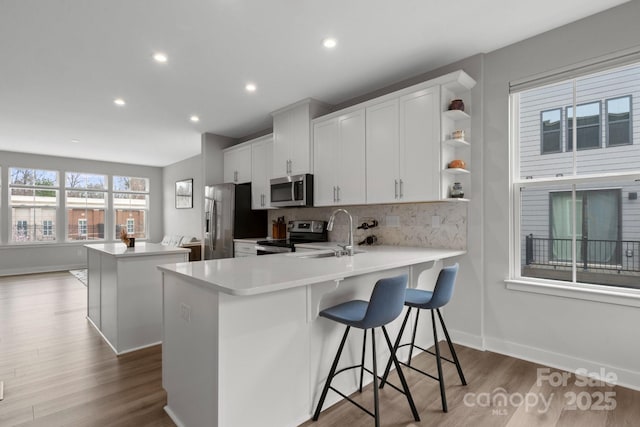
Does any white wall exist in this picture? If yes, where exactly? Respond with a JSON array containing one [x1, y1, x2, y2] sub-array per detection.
[[0, 150, 163, 275], [482, 1, 640, 389], [162, 155, 202, 240]]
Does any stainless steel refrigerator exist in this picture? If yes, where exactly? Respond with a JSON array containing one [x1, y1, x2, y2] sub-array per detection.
[[204, 183, 267, 259]]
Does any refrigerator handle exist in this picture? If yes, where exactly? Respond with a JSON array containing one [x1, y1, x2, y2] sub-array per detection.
[[211, 199, 217, 250]]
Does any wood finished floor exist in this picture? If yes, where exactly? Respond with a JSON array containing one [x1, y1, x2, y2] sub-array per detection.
[[1, 272, 638, 426]]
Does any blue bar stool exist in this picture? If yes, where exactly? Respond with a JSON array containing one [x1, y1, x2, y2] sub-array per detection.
[[380, 263, 466, 413], [312, 274, 420, 426]]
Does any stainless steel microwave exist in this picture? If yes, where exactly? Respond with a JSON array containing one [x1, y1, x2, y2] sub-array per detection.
[[270, 174, 313, 207]]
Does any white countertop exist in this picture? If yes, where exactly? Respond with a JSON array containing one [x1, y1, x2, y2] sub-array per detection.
[[85, 242, 190, 258], [158, 246, 465, 296]]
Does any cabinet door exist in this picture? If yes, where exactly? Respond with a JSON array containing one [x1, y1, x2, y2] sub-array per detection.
[[366, 99, 399, 204], [223, 145, 252, 184], [336, 110, 366, 205], [288, 104, 312, 175], [251, 137, 273, 209], [272, 111, 291, 178], [223, 150, 235, 183], [313, 118, 339, 206], [399, 87, 440, 202]]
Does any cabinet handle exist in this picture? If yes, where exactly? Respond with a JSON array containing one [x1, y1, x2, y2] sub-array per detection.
[[399, 179, 404, 198], [394, 180, 398, 199], [337, 186, 340, 202], [234, 171, 238, 182], [333, 186, 336, 203]]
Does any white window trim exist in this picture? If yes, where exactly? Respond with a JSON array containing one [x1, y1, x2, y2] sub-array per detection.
[[505, 278, 640, 308], [510, 77, 640, 302]]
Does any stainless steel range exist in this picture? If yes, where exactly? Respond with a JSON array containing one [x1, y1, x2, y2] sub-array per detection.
[[255, 220, 327, 255]]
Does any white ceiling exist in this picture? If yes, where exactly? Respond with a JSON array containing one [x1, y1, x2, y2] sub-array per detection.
[[0, 0, 629, 167]]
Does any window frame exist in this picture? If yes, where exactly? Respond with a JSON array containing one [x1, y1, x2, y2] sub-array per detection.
[[540, 108, 563, 154], [606, 95, 633, 147], [566, 101, 602, 151], [8, 167, 59, 244], [511, 63, 640, 295], [64, 172, 108, 242], [112, 176, 149, 240]]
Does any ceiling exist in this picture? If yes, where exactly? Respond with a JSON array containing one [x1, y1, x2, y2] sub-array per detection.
[[0, 0, 629, 167]]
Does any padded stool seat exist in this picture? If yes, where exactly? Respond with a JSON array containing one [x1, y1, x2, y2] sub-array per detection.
[[312, 274, 420, 427]]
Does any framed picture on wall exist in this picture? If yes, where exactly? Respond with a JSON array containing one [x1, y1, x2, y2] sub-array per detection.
[[175, 178, 193, 209]]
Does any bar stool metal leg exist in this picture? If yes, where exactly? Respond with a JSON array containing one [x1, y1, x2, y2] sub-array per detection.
[[371, 329, 380, 427], [407, 309, 420, 367], [379, 307, 411, 386], [313, 326, 351, 421], [381, 326, 420, 421], [359, 330, 367, 392], [437, 309, 467, 385], [431, 310, 447, 412]]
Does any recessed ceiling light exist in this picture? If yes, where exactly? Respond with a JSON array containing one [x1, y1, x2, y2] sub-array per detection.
[[71, 139, 80, 143], [114, 98, 126, 106], [190, 115, 200, 123], [153, 52, 168, 63], [245, 83, 257, 93], [322, 37, 337, 49]]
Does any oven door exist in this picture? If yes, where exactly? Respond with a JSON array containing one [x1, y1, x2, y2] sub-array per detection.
[[255, 245, 293, 255]]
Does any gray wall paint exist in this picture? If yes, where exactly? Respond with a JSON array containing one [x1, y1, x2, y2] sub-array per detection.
[[0, 150, 163, 275], [162, 154, 203, 240], [482, 1, 640, 387]]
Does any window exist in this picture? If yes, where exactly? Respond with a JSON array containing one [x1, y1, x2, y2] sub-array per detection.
[[9, 168, 58, 243], [607, 96, 632, 146], [514, 61, 640, 290], [113, 176, 149, 239], [42, 220, 53, 237], [78, 218, 88, 236], [65, 172, 107, 241], [567, 102, 601, 151], [541, 109, 562, 154]]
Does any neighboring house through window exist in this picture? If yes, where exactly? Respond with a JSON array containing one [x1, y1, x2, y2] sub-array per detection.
[[514, 60, 640, 290]]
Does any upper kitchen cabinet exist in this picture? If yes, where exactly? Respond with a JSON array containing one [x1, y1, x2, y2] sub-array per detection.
[[251, 134, 273, 209], [313, 109, 366, 206], [223, 142, 252, 184], [366, 87, 440, 203], [366, 99, 400, 203], [271, 99, 330, 178]]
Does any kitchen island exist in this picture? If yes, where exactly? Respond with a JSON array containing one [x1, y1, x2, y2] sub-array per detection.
[[86, 242, 190, 354], [158, 246, 464, 427]]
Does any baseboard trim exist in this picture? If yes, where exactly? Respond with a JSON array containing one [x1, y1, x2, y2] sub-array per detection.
[[484, 336, 640, 392], [164, 406, 186, 427], [0, 264, 86, 277]]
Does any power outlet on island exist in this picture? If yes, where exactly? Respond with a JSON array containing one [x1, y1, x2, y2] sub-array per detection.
[[180, 303, 191, 323]]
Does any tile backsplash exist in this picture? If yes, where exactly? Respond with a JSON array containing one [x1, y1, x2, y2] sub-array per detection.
[[268, 202, 467, 250]]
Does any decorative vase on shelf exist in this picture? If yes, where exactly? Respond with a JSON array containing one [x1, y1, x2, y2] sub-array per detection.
[[450, 182, 464, 198], [448, 99, 465, 111]]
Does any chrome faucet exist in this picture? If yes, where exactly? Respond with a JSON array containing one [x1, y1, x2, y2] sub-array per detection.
[[327, 208, 354, 256]]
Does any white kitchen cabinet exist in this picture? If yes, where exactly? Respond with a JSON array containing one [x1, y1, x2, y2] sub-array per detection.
[[366, 99, 400, 204], [313, 109, 366, 206], [223, 143, 252, 184], [251, 135, 273, 209], [365, 86, 440, 203], [271, 99, 330, 178], [398, 86, 440, 202]]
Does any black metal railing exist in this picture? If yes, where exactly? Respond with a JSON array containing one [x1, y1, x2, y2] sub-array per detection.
[[525, 234, 640, 272]]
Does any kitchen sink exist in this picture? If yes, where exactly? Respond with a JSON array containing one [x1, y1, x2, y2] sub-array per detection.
[[293, 249, 365, 259]]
